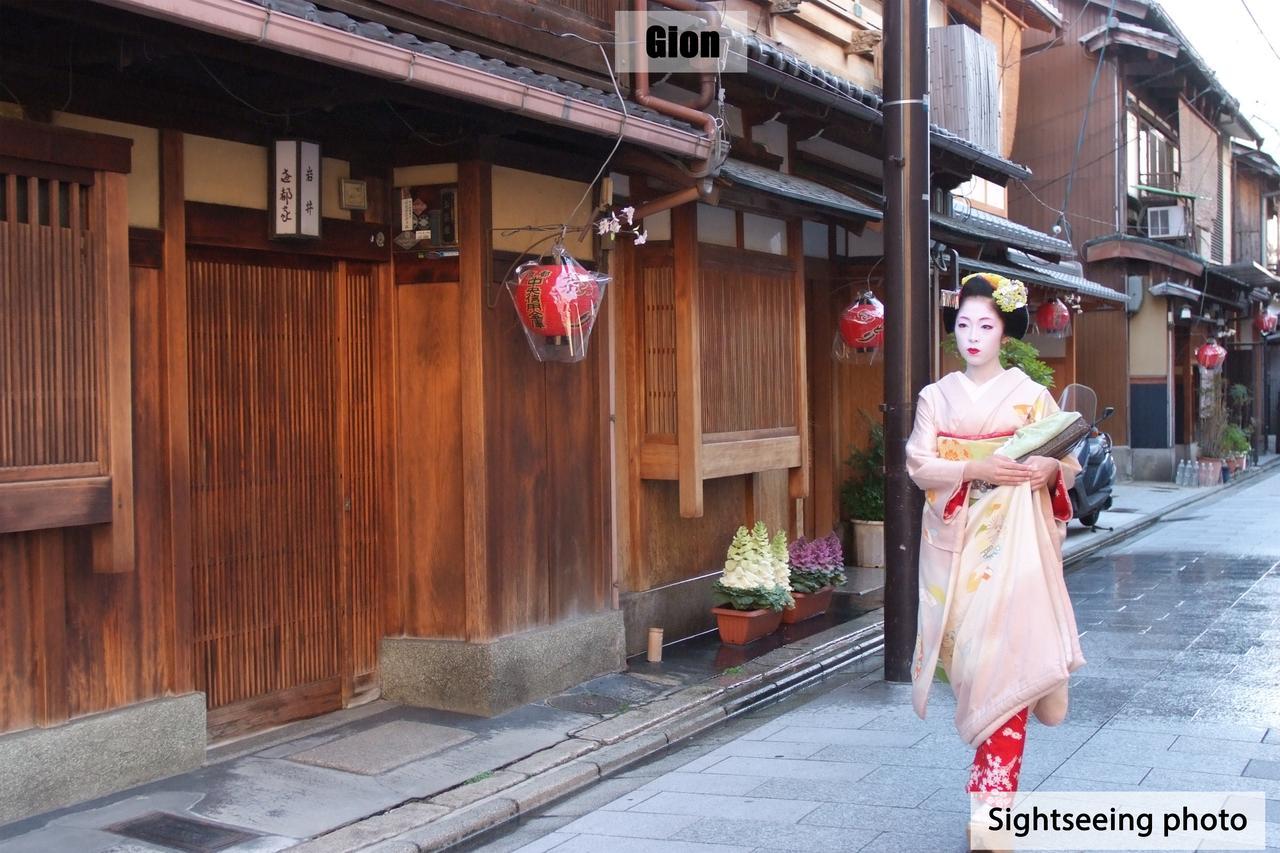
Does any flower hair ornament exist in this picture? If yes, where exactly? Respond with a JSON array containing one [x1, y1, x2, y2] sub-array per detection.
[[987, 276, 1028, 312]]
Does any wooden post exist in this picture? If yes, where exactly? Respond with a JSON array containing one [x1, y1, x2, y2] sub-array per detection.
[[672, 202, 703, 518], [458, 160, 492, 641], [101, 170, 135, 573], [787, 219, 810, 512], [161, 128, 194, 694]]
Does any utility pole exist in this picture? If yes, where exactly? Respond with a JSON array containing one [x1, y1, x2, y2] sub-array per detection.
[[882, 0, 931, 683]]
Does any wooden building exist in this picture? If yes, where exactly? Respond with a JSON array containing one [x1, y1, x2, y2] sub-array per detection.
[[1010, 0, 1278, 481], [0, 0, 1123, 822]]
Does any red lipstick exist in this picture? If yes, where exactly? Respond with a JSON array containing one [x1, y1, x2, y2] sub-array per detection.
[[966, 347, 980, 355]]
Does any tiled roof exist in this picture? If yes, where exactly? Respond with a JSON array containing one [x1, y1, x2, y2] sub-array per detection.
[[719, 159, 882, 220], [740, 33, 1032, 181], [1006, 249, 1127, 304], [958, 255, 1125, 305], [934, 202, 1074, 258], [248, 0, 694, 132]]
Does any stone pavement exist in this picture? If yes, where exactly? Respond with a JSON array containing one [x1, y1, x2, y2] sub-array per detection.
[[0, 461, 1272, 853], [477, 467, 1280, 853]]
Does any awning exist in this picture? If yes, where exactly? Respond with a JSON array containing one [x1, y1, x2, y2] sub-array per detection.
[[1150, 280, 1245, 311], [718, 159, 883, 221], [1209, 261, 1280, 291], [957, 255, 1126, 305], [1006, 249, 1128, 304], [934, 204, 1073, 260]]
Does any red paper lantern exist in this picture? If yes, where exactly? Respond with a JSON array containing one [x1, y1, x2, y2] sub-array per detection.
[[513, 263, 601, 337], [1254, 310, 1278, 335], [839, 292, 885, 350], [1195, 339, 1227, 371], [1035, 299, 1072, 335]]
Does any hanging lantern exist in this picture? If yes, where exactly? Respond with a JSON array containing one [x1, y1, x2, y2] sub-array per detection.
[[1034, 299, 1072, 337], [833, 291, 884, 364], [839, 292, 885, 349], [513, 261, 601, 338], [1253, 310, 1278, 336], [1195, 339, 1227, 371]]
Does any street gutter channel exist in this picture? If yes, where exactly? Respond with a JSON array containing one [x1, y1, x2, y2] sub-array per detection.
[[295, 460, 1278, 853]]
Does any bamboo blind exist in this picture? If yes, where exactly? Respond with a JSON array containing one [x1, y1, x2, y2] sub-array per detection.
[[187, 256, 342, 709], [0, 171, 101, 472], [699, 257, 797, 434]]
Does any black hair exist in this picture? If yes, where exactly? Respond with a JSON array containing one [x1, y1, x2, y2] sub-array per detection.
[[942, 273, 1029, 340]]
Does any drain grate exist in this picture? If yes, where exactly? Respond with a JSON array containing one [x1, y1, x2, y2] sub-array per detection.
[[546, 692, 628, 715], [106, 812, 261, 852]]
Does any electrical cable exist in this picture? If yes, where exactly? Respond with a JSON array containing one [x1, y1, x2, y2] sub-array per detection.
[[1238, 0, 1280, 66]]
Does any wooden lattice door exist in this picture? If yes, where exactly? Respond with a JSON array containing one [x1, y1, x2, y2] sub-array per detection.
[[186, 250, 388, 738]]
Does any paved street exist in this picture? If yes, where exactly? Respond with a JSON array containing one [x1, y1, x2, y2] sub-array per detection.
[[478, 469, 1280, 853]]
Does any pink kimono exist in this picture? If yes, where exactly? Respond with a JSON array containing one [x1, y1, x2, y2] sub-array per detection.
[[907, 367, 1086, 747]]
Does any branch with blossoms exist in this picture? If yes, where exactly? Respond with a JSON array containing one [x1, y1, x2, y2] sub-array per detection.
[[594, 206, 647, 246]]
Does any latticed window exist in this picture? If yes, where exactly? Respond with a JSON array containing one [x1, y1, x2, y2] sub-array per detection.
[[0, 119, 134, 571]]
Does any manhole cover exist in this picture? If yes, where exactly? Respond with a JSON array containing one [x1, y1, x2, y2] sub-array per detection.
[[107, 812, 260, 852], [546, 692, 627, 715]]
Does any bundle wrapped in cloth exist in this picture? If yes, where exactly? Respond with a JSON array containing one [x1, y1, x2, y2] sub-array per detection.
[[995, 411, 1089, 462]]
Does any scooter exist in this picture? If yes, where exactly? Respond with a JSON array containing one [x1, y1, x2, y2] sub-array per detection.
[[1058, 384, 1117, 527]]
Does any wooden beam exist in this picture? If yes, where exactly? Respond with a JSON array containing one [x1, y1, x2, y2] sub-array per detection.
[[31, 531, 68, 726], [0, 116, 131, 174], [0, 478, 112, 534], [704, 436, 803, 479], [185, 203, 391, 263], [458, 160, 493, 640], [672, 202, 704, 518], [161, 128, 195, 695]]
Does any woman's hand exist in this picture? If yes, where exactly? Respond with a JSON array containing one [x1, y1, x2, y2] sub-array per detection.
[[964, 455, 1033, 486], [1023, 455, 1061, 490]]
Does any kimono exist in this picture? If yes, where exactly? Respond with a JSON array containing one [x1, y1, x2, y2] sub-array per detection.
[[907, 367, 1086, 748]]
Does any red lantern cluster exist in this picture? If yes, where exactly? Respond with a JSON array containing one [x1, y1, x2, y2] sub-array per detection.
[[1254, 310, 1278, 336], [1195, 339, 1227, 371], [1035, 299, 1072, 336], [839, 292, 885, 350], [513, 263, 601, 337]]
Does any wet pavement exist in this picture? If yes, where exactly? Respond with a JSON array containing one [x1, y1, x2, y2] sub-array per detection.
[[474, 467, 1280, 852]]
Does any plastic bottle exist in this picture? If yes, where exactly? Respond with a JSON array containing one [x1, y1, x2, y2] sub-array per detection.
[[1176, 460, 1188, 486]]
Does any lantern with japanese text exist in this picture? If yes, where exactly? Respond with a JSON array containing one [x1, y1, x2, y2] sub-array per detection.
[[506, 244, 609, 363], [833, 291, 884, 363], [1195, 339, 1227, 371], [1253, 310, 1278, 336], [1034, 298, 1072, 337]]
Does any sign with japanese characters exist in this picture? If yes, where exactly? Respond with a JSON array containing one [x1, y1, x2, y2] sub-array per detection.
[[271, 139, 321, 239]]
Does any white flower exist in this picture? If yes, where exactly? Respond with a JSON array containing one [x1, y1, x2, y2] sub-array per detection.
[[594, 215, 614, 236], [620, 206, 635, 224], [633, 230, 648, 246]]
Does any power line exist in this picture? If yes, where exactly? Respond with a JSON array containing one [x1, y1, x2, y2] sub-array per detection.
[[1239, 0, 1280, 65]]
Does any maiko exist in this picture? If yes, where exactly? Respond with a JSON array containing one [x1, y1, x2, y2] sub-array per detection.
[[645, 25, 720, 59]]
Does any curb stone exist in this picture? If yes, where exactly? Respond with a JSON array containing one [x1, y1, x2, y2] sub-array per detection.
[[291, 463, 1280, 851]]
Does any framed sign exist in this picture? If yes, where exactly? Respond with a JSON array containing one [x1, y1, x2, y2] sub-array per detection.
[[339, 178, 368, 211], [270, 139, 321, 239]]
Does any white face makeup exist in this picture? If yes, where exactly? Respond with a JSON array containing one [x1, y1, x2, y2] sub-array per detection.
[[954, 296, 1004, 369]]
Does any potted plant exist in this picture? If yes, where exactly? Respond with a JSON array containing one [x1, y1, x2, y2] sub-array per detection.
[[840, 420, 885, 568], [782, 533, 848, 624], [1196, 374, 1230, 484], [711, 522, 793, 645], [1223, 424, 1250, 475]]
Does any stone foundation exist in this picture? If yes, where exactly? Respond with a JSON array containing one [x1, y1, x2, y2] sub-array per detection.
[[381, 610, 625, 717]]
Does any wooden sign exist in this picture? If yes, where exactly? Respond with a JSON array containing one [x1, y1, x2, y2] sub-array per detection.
[[270, 139, 321, 239]]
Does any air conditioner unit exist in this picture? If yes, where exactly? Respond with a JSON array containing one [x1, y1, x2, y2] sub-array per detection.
[[1146, 205, 1188, 239]]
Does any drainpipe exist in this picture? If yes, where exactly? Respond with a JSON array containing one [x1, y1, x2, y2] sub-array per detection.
[[632, 0, 725, 181]]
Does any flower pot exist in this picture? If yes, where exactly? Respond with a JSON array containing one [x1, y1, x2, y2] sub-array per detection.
[[852, 519, 885, 568], [711, 606, 783, 645], [1226, 455, 1241, 474], [781, 586, 835, 624], [1198, 457, 1223, 485]]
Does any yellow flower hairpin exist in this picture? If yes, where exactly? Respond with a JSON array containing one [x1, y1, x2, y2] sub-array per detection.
[[992, 278, 1027, 312]]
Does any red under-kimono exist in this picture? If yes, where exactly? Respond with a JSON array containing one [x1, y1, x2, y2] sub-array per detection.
[[906, 367, 1087, 793]]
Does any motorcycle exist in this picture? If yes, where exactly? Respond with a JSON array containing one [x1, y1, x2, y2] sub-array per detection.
[[1058, 383, 1117, 527]]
